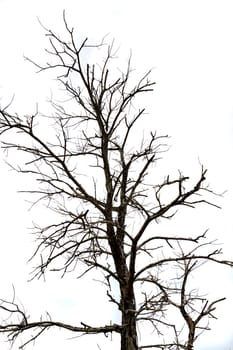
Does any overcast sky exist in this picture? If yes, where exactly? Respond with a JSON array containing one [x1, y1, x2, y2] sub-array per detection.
[[0, 0, 233, 349]]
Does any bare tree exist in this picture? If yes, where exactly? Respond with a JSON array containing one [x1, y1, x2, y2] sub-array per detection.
[[0, 14, 232, 350]]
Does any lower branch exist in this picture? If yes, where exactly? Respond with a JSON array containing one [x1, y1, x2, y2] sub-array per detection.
[[0, 319, 121, 349], [0, 320, 122, 333]]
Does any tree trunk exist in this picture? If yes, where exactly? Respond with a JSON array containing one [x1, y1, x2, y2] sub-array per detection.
[[120, 285, 138, 350], [186, 326, 195, 350], [121, 313, 138, 350]]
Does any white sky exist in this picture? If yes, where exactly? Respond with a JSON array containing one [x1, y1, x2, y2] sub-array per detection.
[[0, 0, 233, 349]]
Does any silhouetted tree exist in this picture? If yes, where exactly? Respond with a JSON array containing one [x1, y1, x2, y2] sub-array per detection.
[[0, 13, 232, 350]]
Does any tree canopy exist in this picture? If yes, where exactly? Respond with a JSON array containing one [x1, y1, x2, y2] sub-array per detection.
[[0, 14, 232, 350]]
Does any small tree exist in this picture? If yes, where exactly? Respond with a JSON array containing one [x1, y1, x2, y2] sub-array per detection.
[[0, 14, 232, 350]]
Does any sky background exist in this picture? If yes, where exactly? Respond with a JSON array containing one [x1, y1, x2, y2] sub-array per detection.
[[0, 0, 233, 349]]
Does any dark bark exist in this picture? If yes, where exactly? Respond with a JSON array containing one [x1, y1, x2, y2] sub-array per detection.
[[120, 281, 138, 350]]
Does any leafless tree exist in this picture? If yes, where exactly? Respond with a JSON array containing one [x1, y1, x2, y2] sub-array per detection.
[[0, 13, 232, 350]]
